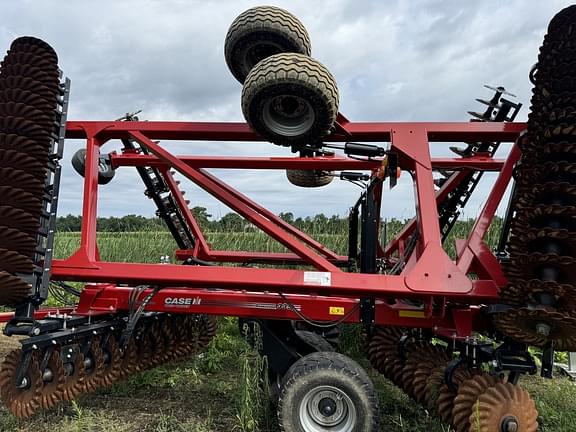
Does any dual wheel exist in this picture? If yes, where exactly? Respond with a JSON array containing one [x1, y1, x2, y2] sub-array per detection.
[[277, 352, 379, 432], [225, 6, 338, 188]]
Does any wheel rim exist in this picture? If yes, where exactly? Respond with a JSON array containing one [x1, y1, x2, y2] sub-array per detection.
[[299, 385, 357, 431], [243, 42, 283, 75], [262, 95, 315, 137]]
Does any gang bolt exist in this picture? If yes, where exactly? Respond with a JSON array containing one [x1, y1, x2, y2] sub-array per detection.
[[17, 377, 28, 389], [502, 418, 519, 432], [536, 323, 551, 337]]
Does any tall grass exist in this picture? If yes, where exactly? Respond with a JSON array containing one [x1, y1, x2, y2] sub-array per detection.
[[54, 217, 503, 263]]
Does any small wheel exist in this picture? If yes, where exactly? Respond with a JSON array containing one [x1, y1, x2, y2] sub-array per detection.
[[225, 6, 311, 83], [286, 169, 333, 187], [71, 148, 116, 185], [242, 52, 339, 147], [278, 352, 379, 432]]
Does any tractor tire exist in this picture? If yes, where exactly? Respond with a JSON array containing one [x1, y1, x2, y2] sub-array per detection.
[[278, 352, 379, 432], [286, 169, 333, 187], [242, 53, 339, 147], [71, 149, 115, 185], [294, 330, 335, 352], [225, 6, 311, 83]]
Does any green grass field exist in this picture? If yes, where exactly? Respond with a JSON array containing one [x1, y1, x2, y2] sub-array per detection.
[[0, 229, 574, 431]]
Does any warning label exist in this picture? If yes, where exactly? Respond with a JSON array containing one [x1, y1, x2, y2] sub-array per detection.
[[303, 271, 332, 286]]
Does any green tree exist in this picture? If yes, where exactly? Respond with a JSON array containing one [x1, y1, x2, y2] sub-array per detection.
[[279, 212, 294, 224], [191, 206, 212, 230], [219, 212, 244, 231]]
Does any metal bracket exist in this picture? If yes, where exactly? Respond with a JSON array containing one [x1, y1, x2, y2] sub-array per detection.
[[359, 298, 375, 324]]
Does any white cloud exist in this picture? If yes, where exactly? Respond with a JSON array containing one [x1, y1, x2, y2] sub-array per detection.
[[0, 0, 573, 220]]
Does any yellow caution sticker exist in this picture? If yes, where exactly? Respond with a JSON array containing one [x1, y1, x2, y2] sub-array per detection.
[[329, 306, 345, 316], [398, 310, 426, 318]]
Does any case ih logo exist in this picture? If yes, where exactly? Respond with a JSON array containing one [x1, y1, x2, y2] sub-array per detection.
[[164, 297, 202, 307]]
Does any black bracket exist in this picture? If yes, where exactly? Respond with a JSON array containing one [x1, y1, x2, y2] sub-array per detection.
[[541, 341, 554, 379], [359, 298, 375, 324], [444, 358, 466, 393], [493, 342, 537, 376]]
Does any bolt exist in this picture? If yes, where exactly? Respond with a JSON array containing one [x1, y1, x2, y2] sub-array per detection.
[[17, 377, 28, 389], [32, 344, 37, 350], [501, 417, 519, 432], [506, 421, 519, 432], [536, 323, 551, 337], [32, 328, 40, 336]]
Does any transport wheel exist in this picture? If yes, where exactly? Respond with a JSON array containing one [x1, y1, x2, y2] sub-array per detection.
[[71, 148, 116, 185], [286, 169, 333, 187], [225, 5, 311, 83], [241, 53, 339, 147], [294, 330, 335, 352], [278, 352, 379, 432]]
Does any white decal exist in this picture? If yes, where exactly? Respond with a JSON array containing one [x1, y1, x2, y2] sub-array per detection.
[[303, 272, 331, 286]]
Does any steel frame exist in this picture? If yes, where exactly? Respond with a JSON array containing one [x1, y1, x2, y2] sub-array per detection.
[[42, 118, 526, 336]]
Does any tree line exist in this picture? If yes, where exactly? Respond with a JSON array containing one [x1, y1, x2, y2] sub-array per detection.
[[56, 207, 379, 234]]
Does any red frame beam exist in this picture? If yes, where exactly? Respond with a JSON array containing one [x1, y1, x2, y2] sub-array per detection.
[[65, 120, 526, 142], [111, 153, 504, 171], [52, 119, 525, 332]]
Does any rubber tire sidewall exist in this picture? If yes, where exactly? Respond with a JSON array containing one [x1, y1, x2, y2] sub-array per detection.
[[278, 352, 378, 432], [226, 30, 309, 83], [224, 6, 311, 83], [286, 169, 334, 187], [244, 82, 334, 147], [71, 148, 115, 185]]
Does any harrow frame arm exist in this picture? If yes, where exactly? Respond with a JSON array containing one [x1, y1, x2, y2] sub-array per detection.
[[50, 119, 525, 320]]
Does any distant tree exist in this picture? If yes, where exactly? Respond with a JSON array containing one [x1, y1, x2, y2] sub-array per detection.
[[279, 212, 294, 224], [56, 214, 82, 231], [219, 212, 244, 231], [191, 206, 212, 230]]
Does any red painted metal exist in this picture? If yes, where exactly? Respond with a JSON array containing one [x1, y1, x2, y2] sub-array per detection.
[[66, 283, 472, 336], [111, 154, 504, 171], [0, 308, 75, 323], [65, 120, 526, 142], [53, 118, 526, 336]]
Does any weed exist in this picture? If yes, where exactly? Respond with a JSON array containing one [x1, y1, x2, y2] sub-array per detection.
[[234, 324, 271, 432], [0, 413, 18, 432]]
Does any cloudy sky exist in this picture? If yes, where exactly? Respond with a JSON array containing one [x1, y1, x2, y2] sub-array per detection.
[[0, 0, 572, 221]]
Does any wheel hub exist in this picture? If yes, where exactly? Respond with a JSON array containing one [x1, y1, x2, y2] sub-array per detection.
[[262, 95, 315, 137], [300, 385, 356, 431], [318, 396, 337, 417]]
